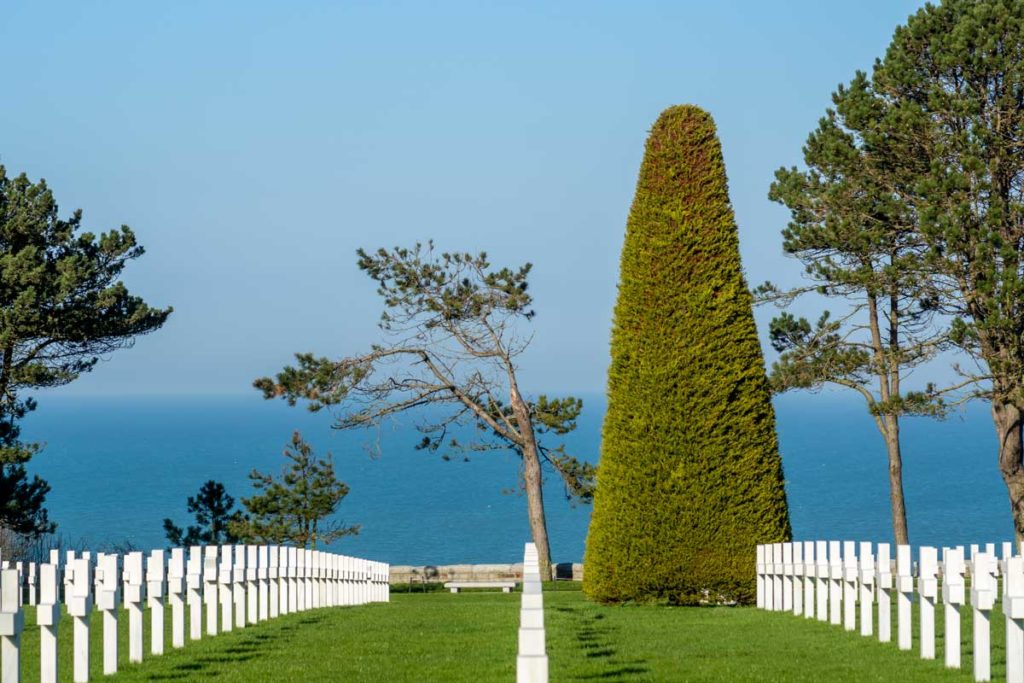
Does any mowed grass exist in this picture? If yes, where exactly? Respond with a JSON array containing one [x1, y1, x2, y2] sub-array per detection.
[[546, 587, 995, 681], [6, 584, 1005, 680]]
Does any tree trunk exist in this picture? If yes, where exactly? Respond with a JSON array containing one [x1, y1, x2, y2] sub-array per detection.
[[509, 386, 553, 581], [882, 415, 910, 545], [993, 399, 1024, 546], [521, 442, 553, 581]]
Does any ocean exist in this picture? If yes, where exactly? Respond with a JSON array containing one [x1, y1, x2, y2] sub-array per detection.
[[16, 391, 1012, 565]]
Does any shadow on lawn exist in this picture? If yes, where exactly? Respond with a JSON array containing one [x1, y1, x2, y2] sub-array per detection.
[[552, 606, 649, 680], [142, 617, 323, 680]]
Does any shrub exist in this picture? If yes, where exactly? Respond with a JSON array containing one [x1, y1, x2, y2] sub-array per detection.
[[583, 105, 791, 605]]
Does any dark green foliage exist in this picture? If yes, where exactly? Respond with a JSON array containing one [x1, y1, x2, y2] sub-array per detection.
[[0, 464, 52, 536], [231, 432, 359, 548], [759, 68, 958, 543], [0, 166, 171, 536], [583, 106, 790, 605], [799, 0, 1024, 537], [163, 480, 243, 547]]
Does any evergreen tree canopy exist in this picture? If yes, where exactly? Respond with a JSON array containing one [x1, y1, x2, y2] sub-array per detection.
[[0, 166, 171, 536], [163, 480, 243, 547], [231, 432, 359, 548], [804, 0, 1024, 539], [760, 72, 954, 545], [583, 105, 790, 605]]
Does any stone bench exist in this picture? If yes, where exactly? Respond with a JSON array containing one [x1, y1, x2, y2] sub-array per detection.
[[444, 581, 518, 593]]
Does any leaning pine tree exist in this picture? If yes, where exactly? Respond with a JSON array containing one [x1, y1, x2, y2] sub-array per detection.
[[583, 105, 791, 605]]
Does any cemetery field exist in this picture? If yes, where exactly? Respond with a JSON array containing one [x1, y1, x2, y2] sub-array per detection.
[[14, 584, 995, 681]]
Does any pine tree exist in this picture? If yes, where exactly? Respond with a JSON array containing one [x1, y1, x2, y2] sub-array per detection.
[[231, 432, 360, 548], [0, 166, 171, 536], [760, 85, 953, 545], [583, 105, 790, 605], [163, 480, 243, 547], [854, 0, 1024, 542], [255, 245, 593, 577]]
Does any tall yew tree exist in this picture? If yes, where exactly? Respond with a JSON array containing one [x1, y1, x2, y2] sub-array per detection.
[[0, 166, 171, 535], [835, 0, 1024, 541], [583, 106, 790, 605]]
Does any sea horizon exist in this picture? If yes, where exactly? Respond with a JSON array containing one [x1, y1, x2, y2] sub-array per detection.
[[16, 390, 1012, 565]]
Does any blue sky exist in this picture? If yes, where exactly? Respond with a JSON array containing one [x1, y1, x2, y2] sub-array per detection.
[[0, 0, 925, 396]]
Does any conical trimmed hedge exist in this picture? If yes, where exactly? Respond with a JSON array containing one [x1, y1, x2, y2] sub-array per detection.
[[583, 105, 790, 605]]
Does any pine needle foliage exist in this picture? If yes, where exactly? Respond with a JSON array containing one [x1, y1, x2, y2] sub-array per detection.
[[162, 480, 243, 547], [0, 165, 171, 536], [583, 105, 791, 605], [231, 432, 360, 549]]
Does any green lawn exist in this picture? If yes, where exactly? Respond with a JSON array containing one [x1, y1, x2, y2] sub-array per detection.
[[6, 585, 1006, 680]]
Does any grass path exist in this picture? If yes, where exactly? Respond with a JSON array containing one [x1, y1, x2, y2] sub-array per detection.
[[546, 590, 988, 681], [9, 585, 1004, 680]]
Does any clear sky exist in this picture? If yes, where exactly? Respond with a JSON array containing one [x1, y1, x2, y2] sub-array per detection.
[[0, 0, 926, 396]]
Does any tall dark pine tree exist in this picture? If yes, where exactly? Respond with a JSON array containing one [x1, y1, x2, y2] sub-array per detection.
[[0, 166, 171, 536], [163, 480, 242, 547], [583, 106, 790, 605]]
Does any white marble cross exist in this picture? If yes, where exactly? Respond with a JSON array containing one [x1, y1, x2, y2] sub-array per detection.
[[218, 545, 234, 632], [941, 546, 965, 669], [246, 546, 259, 624], [232, 545, 246, 628], [95, 553, 120, 674], [971, 551, 997, 682], [301, 549, 312, 611], [187, 546, 204, 641], [258, 545, 271, 621], [203, 546, 219, 637], [842, 541, 857, 632], [67, 558, 93, 683], [0, 567, 23, 683], [288, 547, 299, 613], [782, 543, 793, 612], [1005, 555, 1024, 683], [816, 541, 829, 622], [123, 551, 145, 664], [517, 542, 547, 683], [771, 543, 782, 611], [858, 542, 874, 637], [792, 542, 804, 617], [279, 546, 291, 615], [896, 545, 914, 651], [756, 545, 765, 609], [269, 546, 281, 618], [802, 541, 815, 620], [168, 548, 186, 648], [147, 549, 166, 655], [918, 546, 939, 660], [876, 543, 893, 643], [828, 541, 842, 626], [37, 563, 60, 683]]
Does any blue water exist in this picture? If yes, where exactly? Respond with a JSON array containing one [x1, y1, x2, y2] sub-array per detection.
[[15, 392, 1012, 565]]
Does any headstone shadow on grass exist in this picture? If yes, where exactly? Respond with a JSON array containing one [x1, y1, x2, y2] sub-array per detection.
[[141, 614, 328, 680], [553, 604, 651, 681]]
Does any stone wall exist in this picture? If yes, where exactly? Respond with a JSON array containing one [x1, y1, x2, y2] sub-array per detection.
[[389, 562, 583, 584]]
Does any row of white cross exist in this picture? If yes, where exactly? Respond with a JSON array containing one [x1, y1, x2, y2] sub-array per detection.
[[755, 540, 1024, 682], [516, 543, 547, 683], [0, 545, 389, 683]]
